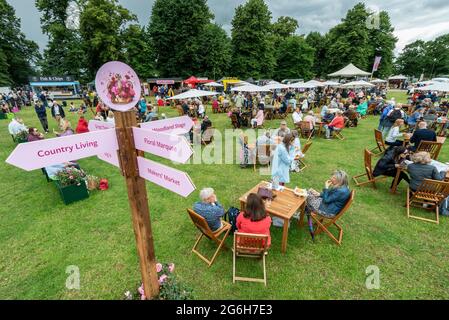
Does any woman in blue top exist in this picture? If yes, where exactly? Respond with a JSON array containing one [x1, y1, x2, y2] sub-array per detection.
[[306, 170, 351, 217], [271, 133, 296, 185]]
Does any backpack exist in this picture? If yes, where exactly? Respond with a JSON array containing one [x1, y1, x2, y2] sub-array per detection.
[[387, 109, 403, 123], [224, 207, 240, 233]]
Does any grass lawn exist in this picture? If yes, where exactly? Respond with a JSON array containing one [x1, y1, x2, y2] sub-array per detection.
[[1, 91, 449, 300]]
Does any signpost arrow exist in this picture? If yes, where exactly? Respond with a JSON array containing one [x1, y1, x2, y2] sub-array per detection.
[[88, 119, 115, 131], [137, 156, 196, 198], [139, 115, 193, 135], [6, 129, 118, 171], [132, 127, 193, 163]]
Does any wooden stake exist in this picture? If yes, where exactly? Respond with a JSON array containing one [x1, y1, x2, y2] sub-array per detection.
[[115, 110, 159, 299]]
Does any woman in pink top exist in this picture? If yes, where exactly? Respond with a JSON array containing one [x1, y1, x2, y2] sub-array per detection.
[[237, 193, 272, 247]]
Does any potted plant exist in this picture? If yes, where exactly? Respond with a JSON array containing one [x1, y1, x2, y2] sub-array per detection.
[[54, 167, 89, 205], [14, 130, 29, 143]]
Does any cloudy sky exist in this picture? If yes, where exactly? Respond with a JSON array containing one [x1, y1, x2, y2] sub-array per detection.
[[8, 0, 449, 55]]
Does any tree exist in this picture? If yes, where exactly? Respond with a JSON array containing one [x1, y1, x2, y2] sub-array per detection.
[[426, 35, 449, 77], [80, 0, 136, 79], [272, 16, 298, 39], [305, 31, 327, 78], [324, 3, 371, 74], [121, 24, 156, 79], [274, 35, 314, 80], [230, 0, 275, 79], [36, 0, 86, 80], [0, 0, 40, 86], [148, 0, 213, 77], [367, 10, 397, 78], [197, 23, 232, 79], [395, 40, 428, 78]]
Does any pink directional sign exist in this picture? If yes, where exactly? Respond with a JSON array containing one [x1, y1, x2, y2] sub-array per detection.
[[6, 129, 118, 171], [88, 119, 115, 131], [137, 156, 196, 198], [95, 61, 141, 112], [98, 150, 120, 168], [140, 116, 193, 135], [132, 127, 193, 163]]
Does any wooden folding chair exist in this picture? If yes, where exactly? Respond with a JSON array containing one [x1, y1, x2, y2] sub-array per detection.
[[233, 232, 269, 286], [308, 190, 355, 245], [352, 149, 386, 188], [201, 127, 215, 145], [230, 114, 239, 129], [297, 141, 312, 171], [298, 121, 313, 140], [416, 141, 443, 160], [406, 179, 449, 224], [332, 128, 345, 140], [253, 144, 271, 172], [187, 209, 231, 267], [370, 129, 387, 156]]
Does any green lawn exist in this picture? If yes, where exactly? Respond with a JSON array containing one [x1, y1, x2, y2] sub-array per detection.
[[1, 91, 449, 300]]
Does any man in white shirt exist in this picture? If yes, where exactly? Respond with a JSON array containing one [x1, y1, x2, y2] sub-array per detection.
[[292, 107, 303, 126], [273, 120, 291, 138], [8, 118, 27, 135]]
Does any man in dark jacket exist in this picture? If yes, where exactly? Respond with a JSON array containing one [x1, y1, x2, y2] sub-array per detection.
[[50, 101, 66, 119], [373, 146, 410, 189], [34, 102, 49, 133], [409, 121, 437, 151]]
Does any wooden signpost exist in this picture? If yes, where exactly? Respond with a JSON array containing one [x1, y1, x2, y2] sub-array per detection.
[[6, 61, 196, 299]]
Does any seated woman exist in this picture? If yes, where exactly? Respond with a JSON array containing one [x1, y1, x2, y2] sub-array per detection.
[[306, 170, 351, 218], [193, 188, 225, 232], [290, 130, 304, 172], [373, 146, 410, 189], [407, 152, 446, 192], [75, 116, 89, 134], [356, 98, 368, 117], [236, 193, 272, 247], [54, 120, 74, 137], [27, 127, 44, 142], [385, 119, 405, 146], [251, 108, 264, 128]]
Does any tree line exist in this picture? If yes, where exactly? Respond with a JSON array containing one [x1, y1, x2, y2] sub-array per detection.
[[0, 0, 446, 86]]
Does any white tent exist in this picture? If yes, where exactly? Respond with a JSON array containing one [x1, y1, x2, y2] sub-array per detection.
[[167, 89, 218, 100], [370, 79, 387, 84], [328, 63, 371, 77], [289, 82, 316, 89], [262, 81, 289, 90], [233, 81, 251, 87], [322, 80, 341, 87], [388, 75, 407, 80], [305, 80, 325, 87], [231, 84, 270, 92], [203, 81, 224, 87], [417, 80, 434, 86], [416, 82, 449, 92], [341, 80, 375, 88]]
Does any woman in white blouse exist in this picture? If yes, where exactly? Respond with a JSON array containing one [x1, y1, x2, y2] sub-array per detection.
[[385, 119, 404, 146]]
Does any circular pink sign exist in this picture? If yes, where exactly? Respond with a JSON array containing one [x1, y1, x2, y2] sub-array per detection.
[[95, 61, 141, 112]]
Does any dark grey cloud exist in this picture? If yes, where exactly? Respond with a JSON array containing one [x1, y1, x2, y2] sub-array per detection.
[[7, 0, 449, 54]]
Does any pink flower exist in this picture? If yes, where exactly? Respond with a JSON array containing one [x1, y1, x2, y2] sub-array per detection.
[[168, 263, 175, 273], [69, 176, 74, 179], [138, 284, 144, 296], [156, 263, 162, 273], [158, 274, 168, 284]]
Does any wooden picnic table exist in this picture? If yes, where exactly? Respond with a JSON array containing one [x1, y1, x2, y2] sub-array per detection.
[[239, 181, 306, 253]]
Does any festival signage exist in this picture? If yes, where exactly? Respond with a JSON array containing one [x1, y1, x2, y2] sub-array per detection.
[[95, 61, 142, 112], [6, 129, 118, 171], [139, 116, 193, 135], [132, 127, 193, 163], [88, 119, 115, 131], [137, 157, 195, 198]]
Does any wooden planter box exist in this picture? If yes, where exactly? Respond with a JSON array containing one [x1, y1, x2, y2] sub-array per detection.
[[54, 180, 89, 205]]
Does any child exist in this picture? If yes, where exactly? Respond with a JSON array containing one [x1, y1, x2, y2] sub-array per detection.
[[291, 130, 304, 172]]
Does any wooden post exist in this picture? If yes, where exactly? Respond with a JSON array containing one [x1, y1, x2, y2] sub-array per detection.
[[115, 110, 159, 299]]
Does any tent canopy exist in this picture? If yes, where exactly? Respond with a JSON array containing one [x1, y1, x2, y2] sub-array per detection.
[[305, 80, 325, 87], [322, 80, 341, 86], [262, 81, 289, 90], [231, 84, 270, 92], [341, 80, 375, 88], [184, 76, 212, 84], [416, 82, 449, 92], [370, 79, 387, 83], [203, 81, 224, 87], [388, 75, 407, 80], [328, 63, 371, 77], [167, 89, 218, 100], [289, 82, 316, 89]]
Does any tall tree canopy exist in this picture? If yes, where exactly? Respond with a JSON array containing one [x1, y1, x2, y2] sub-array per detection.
[[274, 35, 314, 80], [0, 0, 40, 86], [148, 0, 215, 77], [79, 0, 136, 79], [230, 0, 275, 79], [36, 0, 85, 80], [305, 32, 327, 78]]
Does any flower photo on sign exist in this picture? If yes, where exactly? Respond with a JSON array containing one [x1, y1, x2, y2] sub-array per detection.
[[95, 61, 142, 112]]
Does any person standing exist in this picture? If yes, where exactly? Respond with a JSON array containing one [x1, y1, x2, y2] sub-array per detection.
[[51, 101, 66, 125], [34, 102, 49, 133], [271, 133, 296, 186]]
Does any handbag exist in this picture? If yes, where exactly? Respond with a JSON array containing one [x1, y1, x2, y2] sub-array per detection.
[[257, 187, 274, 200]]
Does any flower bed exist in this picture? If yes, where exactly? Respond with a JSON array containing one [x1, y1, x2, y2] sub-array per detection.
[[54, 167, 89, 205]]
